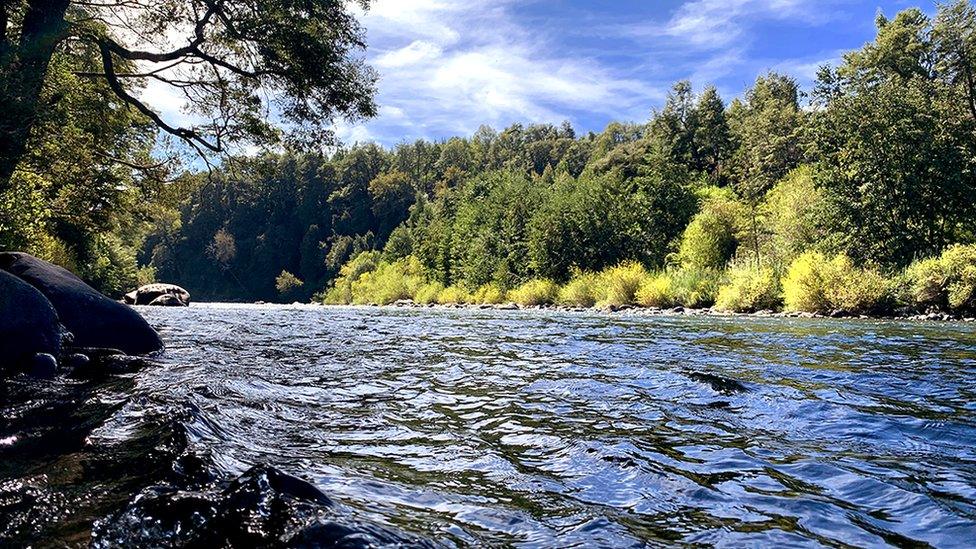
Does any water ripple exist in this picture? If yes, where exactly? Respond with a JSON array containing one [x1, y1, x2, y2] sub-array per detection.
[[5, 304, 976, 547]]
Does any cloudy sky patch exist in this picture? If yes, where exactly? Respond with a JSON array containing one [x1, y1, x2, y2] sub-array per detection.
[[138, 0, 933, 148]]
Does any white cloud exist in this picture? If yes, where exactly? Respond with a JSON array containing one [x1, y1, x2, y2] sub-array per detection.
[[376, 40, 443, 68], [349, 0, 663, 144], [140, 78, 195, 126], [618, 0, 834, 51]]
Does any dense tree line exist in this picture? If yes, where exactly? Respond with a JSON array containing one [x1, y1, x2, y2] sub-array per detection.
[[3, 2, 975, 308], [147, 2, 976, 305]]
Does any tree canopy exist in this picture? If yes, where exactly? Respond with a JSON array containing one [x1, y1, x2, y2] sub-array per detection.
[[0, 0, 377, 192]]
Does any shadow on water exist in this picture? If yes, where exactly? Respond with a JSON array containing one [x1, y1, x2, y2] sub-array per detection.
[[4, 304, 976, 547]]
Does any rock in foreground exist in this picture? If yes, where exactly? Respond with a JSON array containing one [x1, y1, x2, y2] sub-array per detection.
[[0, 270, 62, 371], [0, 252, 163, 356], [124, 283, 190, 307]]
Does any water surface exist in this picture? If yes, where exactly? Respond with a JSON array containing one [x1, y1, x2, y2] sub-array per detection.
[[3, 304, 976, 547]]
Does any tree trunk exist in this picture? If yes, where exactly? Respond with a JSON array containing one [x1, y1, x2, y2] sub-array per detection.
[[963, 61, 976, 123], [0, 0, 71, 193]]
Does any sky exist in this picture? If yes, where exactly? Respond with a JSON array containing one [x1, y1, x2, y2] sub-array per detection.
[[330, 0, 929, 146]]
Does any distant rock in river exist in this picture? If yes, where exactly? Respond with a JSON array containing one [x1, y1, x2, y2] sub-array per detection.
[[124, 283, 190, 307]]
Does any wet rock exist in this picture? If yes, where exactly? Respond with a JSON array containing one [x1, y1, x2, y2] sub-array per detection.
[[0, 270, 62, 372], [92, 465, 433, 548], [685, 371, 749, 394], [29, 353, 59, 378], [63, 353, 91, 371], [125, 283, 191, 306], [0, 252, 163, 355], [829, 309, 852, 318], [496, 302, 519, 310], [668, 306, 685, 314]]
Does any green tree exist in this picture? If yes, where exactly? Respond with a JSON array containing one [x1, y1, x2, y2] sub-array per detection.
[[275, 270, 303, 300], [369, 170, 415, 238], [728, 72, 805, 200], [692, 86, 731, 183], [934, 0, 976, 121], [0, 0, 377, 192], [811, 4, 976, 267]]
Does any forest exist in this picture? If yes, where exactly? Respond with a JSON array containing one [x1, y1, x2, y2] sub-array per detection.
[[3, 2, 976, 315]]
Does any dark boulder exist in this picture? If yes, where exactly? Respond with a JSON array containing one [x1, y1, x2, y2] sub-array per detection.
[[0, 270, 63, 371], [125, 283, 190, 307], [0, 252, 163, 355]]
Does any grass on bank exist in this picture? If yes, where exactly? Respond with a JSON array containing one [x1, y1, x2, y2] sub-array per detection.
[[321, 244, 976, 316]]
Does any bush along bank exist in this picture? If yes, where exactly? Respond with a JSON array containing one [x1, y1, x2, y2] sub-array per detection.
[[319, 245, 976, 322]]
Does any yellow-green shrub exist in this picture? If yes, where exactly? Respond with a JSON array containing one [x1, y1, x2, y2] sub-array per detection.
[[635, 273, 675, 308], [676, 187, 744, 269], [903, 244, 976, 313], [414, 282, 444, 305], [323, 251, 382, 304], [349, 256, 425, 305], [782, 252, 889, 313], [715, 264, 781, 312], [759, 166, 832, 266], [598, 261, 648, 306], [558, 271, 600, 307], [670, 267, 722, 308], [510, 279, 560, 306], [436, 285, 469, 304], [470, 284, 506, 304]]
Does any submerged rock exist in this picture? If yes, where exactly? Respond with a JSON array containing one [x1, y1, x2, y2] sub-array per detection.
[[0, 252, 163, 356], [125, 283, 190, 307], [685, 371, 749, 394], [92, 465, 434, 548], [0, 270, 63, 372]]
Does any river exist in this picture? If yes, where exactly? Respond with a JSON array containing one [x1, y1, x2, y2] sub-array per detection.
[[2, 304, 976, 547]]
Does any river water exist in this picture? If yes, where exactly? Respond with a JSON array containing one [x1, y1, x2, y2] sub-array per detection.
[[2, 304, 976, 547]]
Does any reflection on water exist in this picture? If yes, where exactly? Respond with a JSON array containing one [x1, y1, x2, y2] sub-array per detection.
[[3, 304, 976, 547]]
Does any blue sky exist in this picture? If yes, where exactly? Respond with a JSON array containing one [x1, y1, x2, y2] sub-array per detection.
[[333, 0, 931, 146]]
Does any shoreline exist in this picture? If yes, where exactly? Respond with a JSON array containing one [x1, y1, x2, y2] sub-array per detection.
[[197, 300, 976, 323], [375, 301, 976, 322]]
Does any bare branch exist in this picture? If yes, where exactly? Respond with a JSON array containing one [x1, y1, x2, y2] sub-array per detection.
[[92, 148, 175, 172], [97, 40, 221, 153], [91, 3, 217, 63]]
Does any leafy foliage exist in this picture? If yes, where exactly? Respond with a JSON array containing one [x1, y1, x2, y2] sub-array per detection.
[[509, 279, 560, 306], [714, 264, 782, 313], [676, 187, 744, 270], [782, 252, 890, 314], [902, 244, 976, 313]]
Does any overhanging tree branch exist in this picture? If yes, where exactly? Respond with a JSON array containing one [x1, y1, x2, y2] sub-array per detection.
[[91, 3, 217, 63], [97, 40, 221, 153]]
